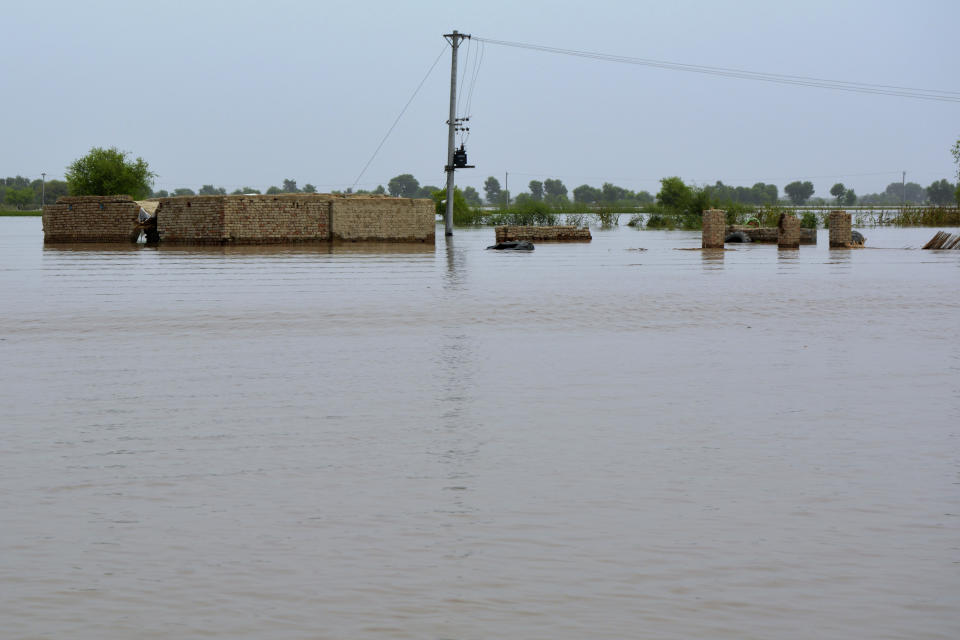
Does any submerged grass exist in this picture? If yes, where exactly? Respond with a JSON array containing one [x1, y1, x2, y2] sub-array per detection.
[[442, 199, 960, 229], [0, 209, 42, 216], [888, 207, 960, 226]]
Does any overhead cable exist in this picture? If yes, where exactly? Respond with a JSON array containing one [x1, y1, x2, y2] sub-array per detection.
[[352, 44, 448, 191], [472, 36, 960, 103]]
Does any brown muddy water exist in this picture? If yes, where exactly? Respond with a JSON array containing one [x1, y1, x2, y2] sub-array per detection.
[[1, 218, 959, 639]]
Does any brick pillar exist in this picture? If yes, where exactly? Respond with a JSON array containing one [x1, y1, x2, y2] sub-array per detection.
[[778, 213, 800, 248], [702, 209, 726, 248], [829, 211, 851, 248]]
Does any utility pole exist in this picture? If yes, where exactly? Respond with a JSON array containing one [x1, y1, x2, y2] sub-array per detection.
[[443, 30, 470, 237], [41, 172, 46, 209], [902, 170, 906, 206]]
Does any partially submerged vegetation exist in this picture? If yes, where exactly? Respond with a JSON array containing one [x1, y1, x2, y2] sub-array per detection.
[[8, 136, 959, 226], [433, 173, 959, 230]]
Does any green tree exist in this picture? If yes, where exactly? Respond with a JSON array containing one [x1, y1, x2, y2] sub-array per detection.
[[951, 138, 960, 179], [635, 190, 655, 205], [483, 176, 501, 204], [282, 178, 299, 193], [199, 184, 226, 195], [5, 186, 34, 209], [431, 187, 471, 222], [884, 181, 925, 203], [462, 186, 481, 206], [528, 180, 543, 201], [3, 175, 31, 188], [417, 185, 440, 199], [784, 180, 814, 205], [830, 183, 846, 204], [372, 185, 386, 195], [231, 186, 261, 195], [153, 189, 170, 198], [65, 146, 155, 199], [543, 178, 568, 203], [302, 183, 317, 193], [925, 179, 953, 205], [173, 188, 196, 196], [388, 174, 420, 198], [573, 184, 600, 203], [35, 178, 68, 205], [746, 182, 778, 204], [843, 189, 857, 206], [951, 138, 960, 204], [601, 182, 628, 203], [656, 176, 693, 212], [266, 186, 282, 194]]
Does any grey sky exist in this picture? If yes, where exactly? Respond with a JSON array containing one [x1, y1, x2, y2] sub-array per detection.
[[3, 0, 957, 198]]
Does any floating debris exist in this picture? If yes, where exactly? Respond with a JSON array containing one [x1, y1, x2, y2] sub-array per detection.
[[487, 240, 534, 251], [922, 231, 960, 250], [725, 231, 752, 243]]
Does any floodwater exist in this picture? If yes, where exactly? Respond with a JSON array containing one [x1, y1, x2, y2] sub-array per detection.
[[1, 217, 958, 639]]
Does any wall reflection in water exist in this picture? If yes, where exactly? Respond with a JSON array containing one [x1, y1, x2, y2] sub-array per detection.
[[700, 248, 725, 271], [776, 247, 800, 274], [827, 247, 853, 273], [431, 236, 480, 524], [43, 241, 435, 257]]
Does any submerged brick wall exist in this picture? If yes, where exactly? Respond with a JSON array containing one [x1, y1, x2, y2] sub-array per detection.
[[727, 226, 816, 244], [157, 194, 334, 243], [45, 194, 433, 244], [330, 197, 434, 242], [702, 209, 726, 248], [42, 196, 140, 243], [778, 213, 800, 248], [155, 196, 225, 243], [223, 194, 331, 243], [829, 211, 852, 248], [494, 226, 592, 242]]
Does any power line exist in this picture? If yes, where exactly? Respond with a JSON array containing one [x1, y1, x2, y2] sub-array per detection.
[[463, 39, 484, 119], [457, 38, 471, 119], [472, 36, 960, 103], [351, 44, 448, 191]]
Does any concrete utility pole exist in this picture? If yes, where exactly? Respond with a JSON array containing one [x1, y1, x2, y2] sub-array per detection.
[[41, 172, 46, 208], [443, 30, 470, 237]]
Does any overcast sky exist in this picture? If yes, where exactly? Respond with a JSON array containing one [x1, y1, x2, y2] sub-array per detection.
[[3, 0, 957, 198]]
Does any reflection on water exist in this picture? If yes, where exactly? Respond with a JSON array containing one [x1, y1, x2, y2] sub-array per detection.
[[700, 248, 725, 270], [443, 236, 466, 290], [776, 247, 800, 274], [43, 240, 436, 256], [3, 218, 960, 640], [826, 246, 854, 274]]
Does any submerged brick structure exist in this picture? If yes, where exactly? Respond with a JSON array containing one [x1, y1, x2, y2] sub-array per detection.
[[702, 209, 726, 248], [42, 196, 141, 243], [829, 211, 852, 248], [43, 194, 434, 244], [778, 213, 800, 249], [726, 226, 816, 244], [494, 226, 592, 243], [331, 197, 434, 242], [157, 194, 333, 244]]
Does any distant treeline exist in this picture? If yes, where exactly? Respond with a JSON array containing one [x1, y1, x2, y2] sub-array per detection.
[[3, 173, 957, 210], [0, 176, 69, 209]]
